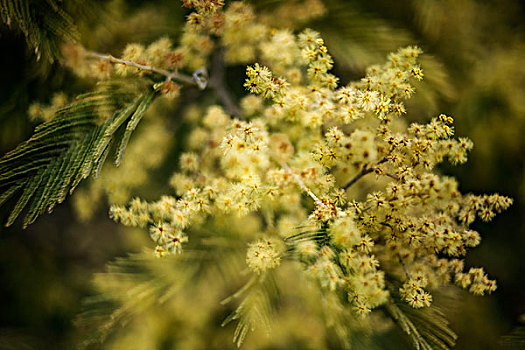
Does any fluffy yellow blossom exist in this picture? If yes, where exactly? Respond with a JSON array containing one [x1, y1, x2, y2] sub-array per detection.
[[246, 237, 283, 274], [102, 6, 511, 331]]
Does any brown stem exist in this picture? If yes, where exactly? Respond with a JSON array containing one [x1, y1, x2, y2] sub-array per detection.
[[341, 157, 389, 190], [386, 173, 400, 181], [86, 51, 202, 88], [279, 160, 321, 205], [208, 49, 243, 119], [342, 165, 375, 190], [398, 253, 411, 279]]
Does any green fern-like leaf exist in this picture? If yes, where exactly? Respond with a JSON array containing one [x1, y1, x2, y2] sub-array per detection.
[[76, 234, 246, 348], [501, 327, 525, 349], [0, 80, 158, 227], [76, 253, 190, 348], [221, 274, 277, 347], [0, 0, 80, 62], [385, 301, 457, 350], [284, 225, 329, 245], [500, 314, 525, 349]]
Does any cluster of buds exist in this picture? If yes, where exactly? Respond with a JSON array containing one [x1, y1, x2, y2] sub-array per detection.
[[105, 4, 511, 320]]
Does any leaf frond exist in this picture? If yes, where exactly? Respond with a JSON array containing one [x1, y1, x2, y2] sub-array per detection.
[[221, 273, 277, 347], [385, 301, 457, 350], [76, 234, 246, 348], [500, 314, 525, 349], [0, 80, 158, 227], [0, 0, 80, 62]]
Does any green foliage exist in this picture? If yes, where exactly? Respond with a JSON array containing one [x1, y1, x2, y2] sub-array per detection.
[[0, 1, 521, 349], [221, 274, 277, 347], [76, 231, 247, 349], [385, 301, 457, 350], [0, 0, 79, 62], [0, 80, 158, 227], [501, 315, 525, 349], [284, 225, 330, 247]]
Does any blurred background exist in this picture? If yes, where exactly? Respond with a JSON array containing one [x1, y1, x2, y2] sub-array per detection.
[[0, 0, 524, 348]]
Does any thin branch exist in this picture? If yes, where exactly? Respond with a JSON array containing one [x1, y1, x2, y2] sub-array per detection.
[[379, 222, 411, 279], [398, 253, 411, 279], [208, 48, 243, 119], [341, 157, 389, 190], [386, 173, 400, 181], [220, 275, 257, 305], [279, 160, 321, 205], [86, 51, 204, 88], [342, 165, 375, 190]]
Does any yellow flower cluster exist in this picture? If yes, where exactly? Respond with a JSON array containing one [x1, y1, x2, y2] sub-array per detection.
[[28, 92, 69, 122], [246, 237, 283, 274], [259, 0, 326, 29], [183, 0, 225, 35], [104, 2, 511, 320], [222, 3, 267, 64]]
